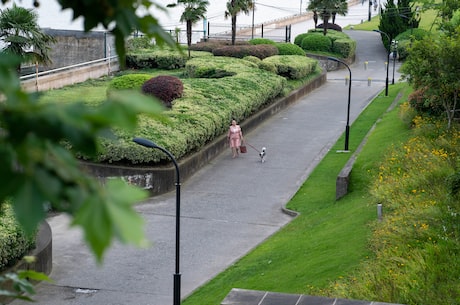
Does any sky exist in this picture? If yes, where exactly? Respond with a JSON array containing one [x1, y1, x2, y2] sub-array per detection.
[[0, 0, 308, 32]]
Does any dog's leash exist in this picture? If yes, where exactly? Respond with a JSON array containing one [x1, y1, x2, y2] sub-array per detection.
[[244, 141, 260, 153]]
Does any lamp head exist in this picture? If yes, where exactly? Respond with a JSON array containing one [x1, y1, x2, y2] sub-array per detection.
[[133, 137, 158, 149]]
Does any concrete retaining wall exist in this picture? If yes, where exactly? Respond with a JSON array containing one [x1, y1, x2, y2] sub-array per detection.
[[21, 59, 119, 92]]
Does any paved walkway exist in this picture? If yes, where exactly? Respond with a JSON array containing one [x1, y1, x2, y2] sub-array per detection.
[[11, 6, 403, 305]]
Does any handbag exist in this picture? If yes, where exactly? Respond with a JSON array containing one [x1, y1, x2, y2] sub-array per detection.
[[239, 145, 247, 153]]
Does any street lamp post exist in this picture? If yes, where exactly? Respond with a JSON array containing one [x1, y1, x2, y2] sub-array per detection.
[[373, 29, 390, 96], [251, 1, 255, 39], [391, 39, 398, 84], [328, 57, 352, 152], [368, 0, 372, 21], [133, 137, 181, 305]]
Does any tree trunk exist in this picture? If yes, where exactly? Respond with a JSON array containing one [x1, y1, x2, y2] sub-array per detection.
[[187, 20, 192, 58], [232, 15, 237, 45], [323, 13, 330, 36]]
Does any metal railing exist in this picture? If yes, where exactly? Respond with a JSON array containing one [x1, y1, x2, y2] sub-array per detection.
[[19, 55, 119, 81]]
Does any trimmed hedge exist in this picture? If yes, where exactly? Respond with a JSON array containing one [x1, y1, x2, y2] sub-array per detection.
[[126, 49, 212, 70], [294, 33, 309, 47], [307, 29, 349, 41], [0, 204, 35, 271], [212, 44, 279, 59], [107, 73, 152, 94], [275, 42, 306, 56], [262, 55, 318, 79], [294, 30, 356, 58], [332, 38, 356, 58], [249, 38, 276, 45], [301, 35, 333, 52]]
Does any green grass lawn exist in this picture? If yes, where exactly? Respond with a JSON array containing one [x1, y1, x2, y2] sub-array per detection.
[[182, 83, 411, 305], [345, 8, 439, 32]]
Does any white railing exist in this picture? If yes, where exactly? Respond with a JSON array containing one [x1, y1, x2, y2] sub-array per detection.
[[20, 56, 120, 92]]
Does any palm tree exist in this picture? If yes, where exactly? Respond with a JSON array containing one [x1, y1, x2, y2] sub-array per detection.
[[0, 4, 55, 73], [307, 0, 348, 36], [225, 0, 254, 45], [168, 0, 209, 58]]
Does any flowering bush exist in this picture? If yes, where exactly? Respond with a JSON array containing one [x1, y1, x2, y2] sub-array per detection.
[[327, 116, 460, 305]]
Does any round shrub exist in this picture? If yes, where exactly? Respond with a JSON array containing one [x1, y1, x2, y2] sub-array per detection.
[[275, 42, 305, 55], [308, 29, 349, 41], [141, 75, 184, 108], [294, 33, 309, 47], [316, 23, 343, 31], [249, 38, 276, 45], [301, 34, 332, 52], [108, 73, 152, 91]]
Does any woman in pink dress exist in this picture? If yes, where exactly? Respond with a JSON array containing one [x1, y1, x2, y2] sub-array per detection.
[[227, 119, 244, 158]]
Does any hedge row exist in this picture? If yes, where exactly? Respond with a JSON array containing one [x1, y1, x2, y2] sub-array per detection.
[[212, 44, 279, 59], [192, 39, 306, 57], [294, 29, 356, 58], [126, 49, 212, 70], [98, 56, 299, 164], [0, 204, 35, 271], [262, 55, 318, 79]]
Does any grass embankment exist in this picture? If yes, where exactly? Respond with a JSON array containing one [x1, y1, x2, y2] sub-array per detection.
[[182, 84, 411, 305], [345, 8, 440, 32]]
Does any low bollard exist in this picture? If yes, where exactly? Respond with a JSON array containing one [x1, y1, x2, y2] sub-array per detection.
[[345, 76, 349, 86], [364, 61, 368, 70], [377, 203, 383, 221], [368, 78, 372, 86]]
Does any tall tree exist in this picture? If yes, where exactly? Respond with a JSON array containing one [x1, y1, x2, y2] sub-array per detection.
[[225, 0, 254, 45], [0, 4, 55, 73], [378, 0, 420, 49], [307, 0, 348, 36], [401, 29, 460, 128], [169, 0, 209, 58]]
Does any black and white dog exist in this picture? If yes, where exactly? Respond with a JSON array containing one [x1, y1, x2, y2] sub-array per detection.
[[259, 147, 266, 163]]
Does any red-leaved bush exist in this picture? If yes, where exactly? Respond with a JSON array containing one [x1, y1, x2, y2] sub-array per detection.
[[141, 75, 184, 108]]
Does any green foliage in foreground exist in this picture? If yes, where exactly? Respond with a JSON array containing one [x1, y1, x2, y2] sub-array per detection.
[[182, 84, 409, 305]]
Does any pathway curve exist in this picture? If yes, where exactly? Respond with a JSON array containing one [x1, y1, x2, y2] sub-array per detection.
[[11, 17, 404, 305]]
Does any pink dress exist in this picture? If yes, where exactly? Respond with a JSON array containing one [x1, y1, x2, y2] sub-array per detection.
[[228, 125, 242, 148]]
